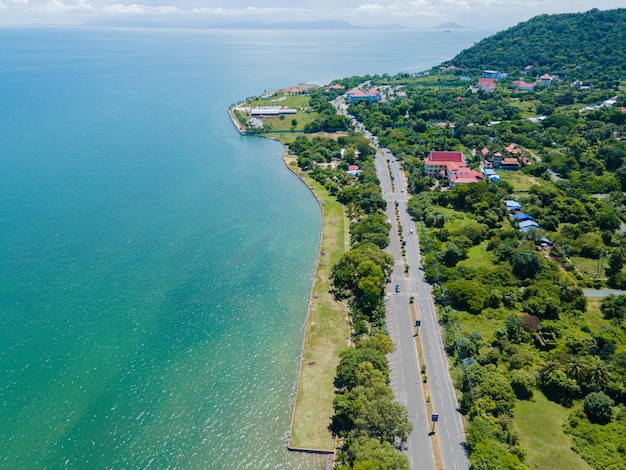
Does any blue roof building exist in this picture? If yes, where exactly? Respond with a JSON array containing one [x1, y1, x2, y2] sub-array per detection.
[[504, 200, 522, 211], [512, 212, 534, 222], [519, 220, 540, 232]]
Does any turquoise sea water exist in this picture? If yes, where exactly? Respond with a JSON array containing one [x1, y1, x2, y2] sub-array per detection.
[[0, 27, 492, 468]]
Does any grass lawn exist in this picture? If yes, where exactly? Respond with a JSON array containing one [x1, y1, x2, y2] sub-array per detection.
[[454, 309, 508, 341], [247, 94, 310, 109], [457, 242, 493, 271], [508, 98, 537, 117], [262, 111, 317, 131], [570, 256, 604, 280], [283, 154, 349, 451], [498, 171, 547, 192], [514, 392, 592, 470]]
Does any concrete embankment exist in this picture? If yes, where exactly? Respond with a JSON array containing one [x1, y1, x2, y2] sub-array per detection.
[[227, 108, 247, 135]]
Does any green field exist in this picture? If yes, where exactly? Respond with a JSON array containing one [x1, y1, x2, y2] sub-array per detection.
[[514, 393, 592, 470], [498, 170, 547, 192], [246, 94, 311, 109]]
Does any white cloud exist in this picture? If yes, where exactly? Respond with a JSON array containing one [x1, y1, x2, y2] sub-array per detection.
[[101, 3, 145, 14], [1, 0, 623, 27], [37, 0, 92, 12]]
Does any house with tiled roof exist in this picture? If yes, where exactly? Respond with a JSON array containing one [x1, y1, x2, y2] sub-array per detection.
[[477, 78, 495, 93], [450, 170, 484, 187], [326, 84, 345, 92], [499, 157, 521, 170], [347, 165, 362, 176], [538, 74, 554, 87], [512, 80, 535, 91], [505, 144, 522, 155]]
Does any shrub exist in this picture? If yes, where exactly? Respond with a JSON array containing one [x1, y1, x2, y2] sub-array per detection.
[[583, 391, 614, 424]]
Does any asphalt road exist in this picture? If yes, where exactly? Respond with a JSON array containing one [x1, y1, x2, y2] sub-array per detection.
[[379, 149, 468, 470], [333, 97, 468, 469]]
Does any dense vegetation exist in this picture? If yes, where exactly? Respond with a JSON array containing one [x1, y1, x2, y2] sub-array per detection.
[[287, 134, 412, 468], [315, 8, 626, 470], [451, 8, 626, 78]]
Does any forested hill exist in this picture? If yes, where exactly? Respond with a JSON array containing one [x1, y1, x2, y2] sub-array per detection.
[[450, 8, 626, 76]]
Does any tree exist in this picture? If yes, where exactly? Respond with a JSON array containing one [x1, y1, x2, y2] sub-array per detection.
[[335, 348, 389, 390], [470, 440, 527, 470], [510, 369, 535, 400], [565, 358, 588, 385], [439, 242, 467, 267], [445, 280, 489, 314], [511, 250, 543, 279], [340, 436, 409, 470], [360, 397, 413, 444], [583, 391, 614, 424], [540, 369, 580, 405], [586, 357, 611, 392], [505, 314, 528, 344], [600, 294, 626, 321]]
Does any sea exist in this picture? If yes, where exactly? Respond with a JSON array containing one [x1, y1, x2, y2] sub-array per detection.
[[0, 26, 493, 469]]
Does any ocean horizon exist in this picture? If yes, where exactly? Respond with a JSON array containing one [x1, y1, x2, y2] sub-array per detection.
[[0, 26, 493, 468]]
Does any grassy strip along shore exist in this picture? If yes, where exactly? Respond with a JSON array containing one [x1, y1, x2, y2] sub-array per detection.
[[282, 153, 350, 452]]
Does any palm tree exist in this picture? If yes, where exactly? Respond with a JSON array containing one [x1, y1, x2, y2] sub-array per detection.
[[566, 358, 588, 385], [587, 357, 611, 392], [539, 359, 560, 384]]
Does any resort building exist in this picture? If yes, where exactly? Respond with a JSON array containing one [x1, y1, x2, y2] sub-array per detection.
[[345, 88, 382, 103], [424, 151, 466, 177], [424, 151, 484, 186]]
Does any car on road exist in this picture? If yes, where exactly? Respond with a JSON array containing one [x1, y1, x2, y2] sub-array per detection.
[[409, 229, 414, 234], [395, 284, 400, 293]]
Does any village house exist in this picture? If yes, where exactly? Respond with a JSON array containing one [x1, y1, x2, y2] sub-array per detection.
[[477, 78, 496, 93], [326, 84, 345, 92], [537, 73, 554, 87], [347, 165, 362, 177], [512, 80, 535, 91], [499, 157, 521, 170]]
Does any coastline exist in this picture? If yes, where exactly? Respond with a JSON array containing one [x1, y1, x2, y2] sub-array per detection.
[[277, 141, 350, 453], [229, 107, 349, 453]]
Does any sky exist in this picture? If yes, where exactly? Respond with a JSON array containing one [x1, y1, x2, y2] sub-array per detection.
[[0, 0, 622, 28]]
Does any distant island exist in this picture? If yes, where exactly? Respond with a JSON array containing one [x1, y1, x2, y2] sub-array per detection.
[[82, 18, 404, 30], [435, 22, 467, 29]]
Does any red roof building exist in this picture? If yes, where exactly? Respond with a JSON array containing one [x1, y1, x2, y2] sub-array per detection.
[[345, 88, 382, 103], [500, 157, 521, 168], [538, 74, 554, 86], [424, 151, 483, 185], [478, 78, 495, 92], [450, 170, 484, 187]]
